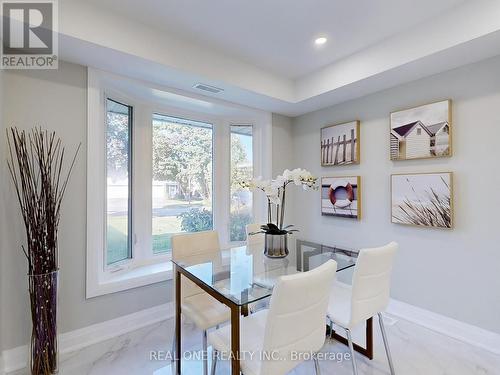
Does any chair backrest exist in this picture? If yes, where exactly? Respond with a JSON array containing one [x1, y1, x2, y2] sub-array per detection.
[[172, 230, 220, 299], [350, 242, 398, 326], [261, 260, 337, 375], [246, 223, 265, 246]]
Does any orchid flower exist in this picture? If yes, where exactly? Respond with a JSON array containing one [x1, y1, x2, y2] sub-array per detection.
[[240, 168, 317, 232]]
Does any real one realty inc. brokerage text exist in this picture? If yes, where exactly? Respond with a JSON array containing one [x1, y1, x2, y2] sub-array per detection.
[[150, 350, 352, 363]]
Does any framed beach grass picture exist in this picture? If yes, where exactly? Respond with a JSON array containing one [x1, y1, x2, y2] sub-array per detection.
[[391, 172, 453, 229], [390, 100, 452, 161]]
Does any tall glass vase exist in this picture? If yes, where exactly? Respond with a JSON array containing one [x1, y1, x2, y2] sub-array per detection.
[[28, 270, 59, 375], [264, 233, 289, 258]]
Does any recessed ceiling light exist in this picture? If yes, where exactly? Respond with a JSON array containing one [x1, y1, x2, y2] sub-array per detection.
[[314, 37, 328, 46]]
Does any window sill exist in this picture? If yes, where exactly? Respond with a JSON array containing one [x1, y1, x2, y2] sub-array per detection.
[[86, 261, 172, 299]]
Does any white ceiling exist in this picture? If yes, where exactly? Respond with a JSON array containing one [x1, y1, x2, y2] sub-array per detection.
[[57, 0, 500, 116], [83, 0, 465, 79]]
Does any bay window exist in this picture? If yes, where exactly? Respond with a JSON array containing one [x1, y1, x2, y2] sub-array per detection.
[[87, 68, 271, 298]]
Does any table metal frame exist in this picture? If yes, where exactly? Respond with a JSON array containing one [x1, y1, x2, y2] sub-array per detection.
[[174, 264, 244, 374]]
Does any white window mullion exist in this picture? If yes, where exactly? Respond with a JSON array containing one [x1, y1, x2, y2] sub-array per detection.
[[132, 104, 153, 263], [86, 70, 106, 296], [214, 120, 231, 246], [252, 114, 273, 225]]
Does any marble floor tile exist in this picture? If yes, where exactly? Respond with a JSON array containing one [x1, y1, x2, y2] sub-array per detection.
[[9, 313, 500, 374]]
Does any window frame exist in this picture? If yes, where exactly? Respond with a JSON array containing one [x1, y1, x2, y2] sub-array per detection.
[[88, 80, 172, 298], [105, 97, 134, 265], [86, 68, 272, 298]]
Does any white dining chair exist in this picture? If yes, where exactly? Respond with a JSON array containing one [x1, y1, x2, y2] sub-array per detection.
[[208, 259, 338, 375], [327, 242, 398, 375], [246, 223, 265, 245], [171, 230, 231, 375]]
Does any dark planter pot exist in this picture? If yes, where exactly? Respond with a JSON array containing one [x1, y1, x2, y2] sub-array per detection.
[[28, 270, 59, 374], [264, 233, 289, 258]]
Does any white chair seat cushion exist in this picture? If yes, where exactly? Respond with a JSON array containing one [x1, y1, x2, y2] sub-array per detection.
[[327, 281, 353, 328], [182, 293, 231, 331], [208, 310, 268, 375]]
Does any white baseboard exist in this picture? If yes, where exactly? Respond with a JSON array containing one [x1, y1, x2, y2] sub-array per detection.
[[1, 302, 174, 374], [1, 347, 24, 375], [387, 299, 500, 355]]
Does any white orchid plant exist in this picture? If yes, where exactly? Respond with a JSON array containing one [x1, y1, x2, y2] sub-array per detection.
[[240, 168, 318, 235]]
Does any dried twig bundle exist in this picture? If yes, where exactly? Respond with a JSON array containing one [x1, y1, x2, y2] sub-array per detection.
[[7, 127, 80, 274], [6, 127, 80, 375]]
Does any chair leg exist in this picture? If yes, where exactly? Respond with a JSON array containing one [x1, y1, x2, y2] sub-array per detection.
[[211, 349, 218, 375], [345, 328, 359, 375], [313, 355, 321, 375], [202, 330, 208, 375], [378, 312, 396, 375], [329, 318, 334, 340]]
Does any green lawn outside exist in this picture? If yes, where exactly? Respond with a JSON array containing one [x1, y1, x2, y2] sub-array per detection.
[[152, 215, 181, 254], [106, 199, 212, 264], [107, 216, 181, 264], [107, 216, 129, 264]]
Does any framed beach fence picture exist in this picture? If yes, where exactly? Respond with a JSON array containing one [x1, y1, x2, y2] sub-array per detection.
[[391, 172, 453, 229], [321, 121, 360, 166], [321, 176, 361, 219], [390, 100, 452, 160]]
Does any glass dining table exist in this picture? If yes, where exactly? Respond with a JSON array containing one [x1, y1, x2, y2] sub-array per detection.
[[172, 239, 372, 375]]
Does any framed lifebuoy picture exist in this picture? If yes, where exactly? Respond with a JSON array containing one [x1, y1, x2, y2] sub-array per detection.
[[321, 176, 361, 219], [391, 172, 454, 228], [321, 121, 360, 166]]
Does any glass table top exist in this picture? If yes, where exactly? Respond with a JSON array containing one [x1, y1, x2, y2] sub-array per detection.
[[172, 239, 358, 306]]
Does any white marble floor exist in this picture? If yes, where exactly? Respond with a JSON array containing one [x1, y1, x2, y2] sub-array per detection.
[[10, 314, 500, 375]]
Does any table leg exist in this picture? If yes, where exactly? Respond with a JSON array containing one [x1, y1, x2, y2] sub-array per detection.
[[241, 304, 249, 317], [366, 317, 374, 359], [174, 266, 181, 375], [230, 304, 241, 374]]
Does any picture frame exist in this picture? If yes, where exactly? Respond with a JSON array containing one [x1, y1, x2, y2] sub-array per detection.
[[321, 120, 360, 166], [390, 100, 452, 161], [391, 172, 454, 229], [321, 176, 361, 219]]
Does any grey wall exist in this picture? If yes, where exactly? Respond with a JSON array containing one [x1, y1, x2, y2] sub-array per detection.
[[271, 113, 294, 176], [271, 113, 296, 224], [1, 62, 172, 351], [291, 55, 500, 333]]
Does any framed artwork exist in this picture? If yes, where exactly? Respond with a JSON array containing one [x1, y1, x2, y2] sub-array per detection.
[[391, 172, 453, 229], [321, 121, 360, 166], [321, 176, 361, 219], [390, 100, 452, 160]]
